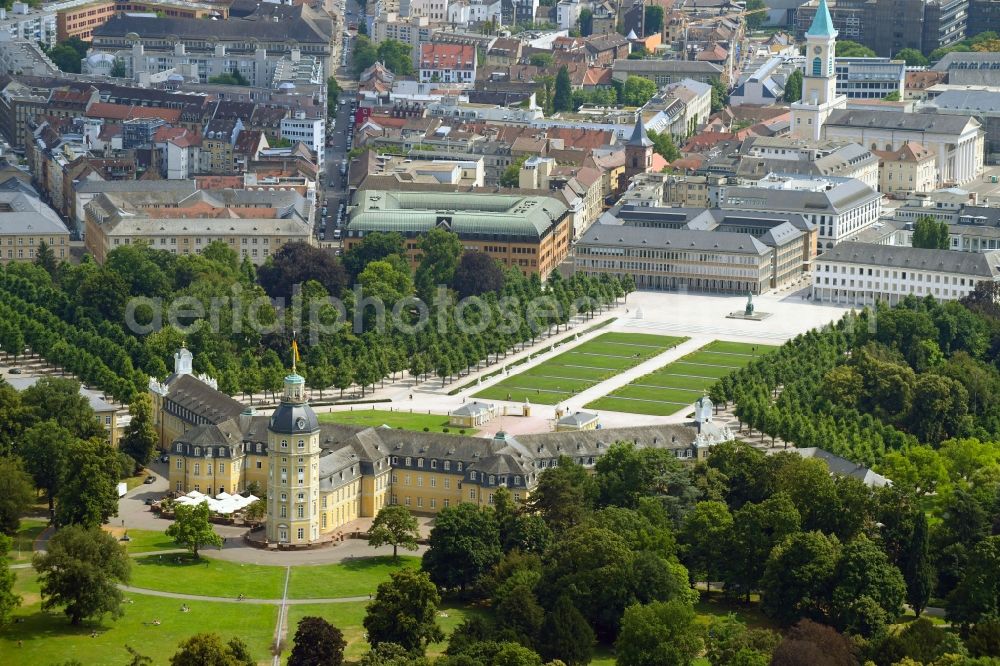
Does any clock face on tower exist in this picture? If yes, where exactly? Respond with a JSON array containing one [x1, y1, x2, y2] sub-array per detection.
[[813, 46, 822, 54], [295, 417, 306, 430]]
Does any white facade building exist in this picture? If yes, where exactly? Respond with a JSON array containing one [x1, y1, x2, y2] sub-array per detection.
[[280, 113, 326, 168], [812, 242, 1000, 304], [721, 173, 883, 249], [822, 109, 985, 187], [556, 0, 582, 29]]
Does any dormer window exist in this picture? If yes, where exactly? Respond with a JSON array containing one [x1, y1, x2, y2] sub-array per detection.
[[489, 475, 495, 485], [194, 447, 200, 456], [457, 462, 463, 471], [417, 458, 424, 468], [405, 457, 412, 465], [470, 471, 477, 480], [430, 460, 437, 469], [444, 461, 450, 471], [514, 476, 521, 485]]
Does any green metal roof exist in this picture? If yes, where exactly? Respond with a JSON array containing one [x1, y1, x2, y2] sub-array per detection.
[[348, 190, 568, 240], [806, 0, 837, 38]]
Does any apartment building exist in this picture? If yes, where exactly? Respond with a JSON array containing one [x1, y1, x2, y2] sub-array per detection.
[[872, 142, 938, 197], [418, 43, 477, 84], [812, 242, 1000, 304]]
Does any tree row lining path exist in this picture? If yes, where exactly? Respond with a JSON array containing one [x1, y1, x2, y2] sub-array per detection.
[[117, 584, 369, 606]]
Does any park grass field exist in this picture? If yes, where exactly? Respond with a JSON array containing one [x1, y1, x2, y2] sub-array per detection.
[[586, 340, 776, 416], [104, 527, 181, 555], [318, 409, 476, 435], [286, 556, 420, 599], [1, 569, 277, 666], [129, 553, 287, 600], [7, 518, 46, 562], [473, 332, 687, 405]]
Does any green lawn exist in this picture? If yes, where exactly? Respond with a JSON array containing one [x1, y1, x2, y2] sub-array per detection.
[[318, 409, 476, 435], [474, 333, 687, 405], [585, 340, 776, 416], [283, 601, 487, 664], [111, 528, 181, 555], [129, 553, 287, 600], [286, 556, 420, 599], [7, 518, 46, 562], [1, 569, 278, 666]]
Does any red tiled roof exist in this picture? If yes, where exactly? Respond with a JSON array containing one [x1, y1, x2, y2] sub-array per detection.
[[419, 43, 476, 70], [85, 103, 183, 124]]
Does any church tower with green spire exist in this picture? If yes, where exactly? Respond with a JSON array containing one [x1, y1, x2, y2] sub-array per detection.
[[791, 0, 846, 140]]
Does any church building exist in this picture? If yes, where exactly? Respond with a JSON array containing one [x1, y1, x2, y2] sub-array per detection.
[[790, 0, 847, 141]]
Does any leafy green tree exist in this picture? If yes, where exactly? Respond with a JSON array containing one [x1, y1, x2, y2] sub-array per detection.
[[830, 535, 905, 637], [33, 525, 130, 625], [20, 420, 71, 516], [368, 505, 419, 560], [646, 128, 680, 162], [710, 77, 729, 112], [967, 616, 1000, 658], [911, 215, 951, 249], [0, 456, 34, 534], [784, 68, 803, 103], [34, 240, 57, 275], [745, 0, 766, 30], [376, 40, 414, 76], [121, 392, 158, 470], [529, 52, 554, 67], [0, 534, 20, 626], [422, 503, 501, 591], [169, 633, 255, 666], [288, 616, 347, 666], [761, 531, 841, 626], [343, 232, 406, 279], [351, 35, 378, 77], [358, 258, 413, 304], [947, 535, 1000, 630], [903, 511, 934, 617], [55, 439, 121, 528], [896, 48, 928, 66], [49, 44, 83, 73], [680, 501, 733, 592], [616, 600, 703, 666], [883, 91, 901, 101], [21, 376, 104, 440], [495, 583, 544, 645], [166, 502, 223, 558], [578, 9, 593, 36], [836, 40, 877, 57], [126, 645, 152, 666], [258, 241, 347, 300], [527, 457, 596, 532], [500, 155, 528, 187], [622, 75, 657, 106], [537, 595, 594, 666], [553, 66, 573, 112], [595, 442, 697, 520], [414, 227, 463, 301], [704, 614, 780, 666], [208, 70, 250, 86], [643, 5, 664, 34], [364, 568, 444, 653]]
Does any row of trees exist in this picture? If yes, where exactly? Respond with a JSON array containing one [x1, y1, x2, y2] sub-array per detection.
[[2, 232, 629, 405]]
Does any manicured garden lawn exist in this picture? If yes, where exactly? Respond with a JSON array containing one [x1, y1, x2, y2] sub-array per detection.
[[7, 518, 46, 562], [474, 332, 686, 405], [283, 601, 487, 664], [1, 570, 278, 666], [104, 527, 180, 555], [286, 556, 420, 599], [129, 553, 287, 599], [586, 340, 776, 416], [318, 409, 476, 435]]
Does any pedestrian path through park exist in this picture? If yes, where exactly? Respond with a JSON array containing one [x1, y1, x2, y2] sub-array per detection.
[[586, 340, 777, 416], [471, 332, 687, 405]]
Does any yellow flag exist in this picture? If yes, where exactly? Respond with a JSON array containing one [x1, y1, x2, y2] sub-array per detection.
[[292, 339, 300, 363]]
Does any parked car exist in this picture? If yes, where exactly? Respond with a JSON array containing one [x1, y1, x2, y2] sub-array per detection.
[[8, 368, 21, 374], [160, 454, 169, 463], [144, 498, 156, 505], [144, 476, 156, 484]]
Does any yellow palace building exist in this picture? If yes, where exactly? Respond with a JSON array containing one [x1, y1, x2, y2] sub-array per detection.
[[157, 348, 733, 546]]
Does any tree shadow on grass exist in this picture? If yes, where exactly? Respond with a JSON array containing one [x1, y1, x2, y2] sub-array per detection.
[[337, 555, 419, 573]]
